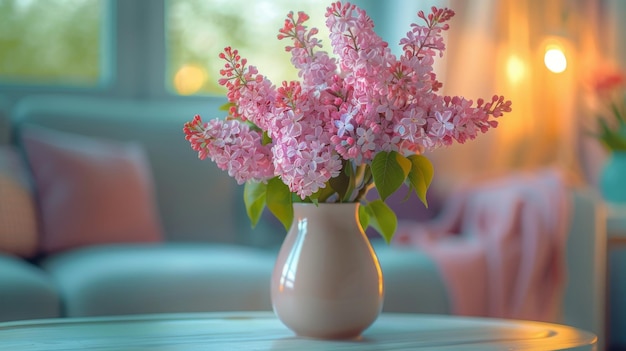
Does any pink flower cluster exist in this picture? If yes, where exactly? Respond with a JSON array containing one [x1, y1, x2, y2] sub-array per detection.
[[185, 2, 512, 199]]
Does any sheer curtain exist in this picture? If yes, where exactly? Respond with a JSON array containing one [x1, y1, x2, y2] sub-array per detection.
[[401, 0, 610, 194]]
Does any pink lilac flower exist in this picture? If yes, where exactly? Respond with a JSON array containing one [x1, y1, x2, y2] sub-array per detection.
[[431, 110, 454, 139], [335, 106, 357, 137], [183, 115, 274, 184], [184, 2, 512, 201]]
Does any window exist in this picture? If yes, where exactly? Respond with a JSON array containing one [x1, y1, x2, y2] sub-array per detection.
[[167, 0, 330, 96], [0, 0, 415, 98], [0, 0, 109, 87]]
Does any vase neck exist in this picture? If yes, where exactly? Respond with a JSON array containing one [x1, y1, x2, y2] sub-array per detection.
[[293, 202, 359, 216]]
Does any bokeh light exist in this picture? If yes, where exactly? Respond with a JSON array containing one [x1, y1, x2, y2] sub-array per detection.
[[174, 64, 207, 95], [544, 46, 567, 73]]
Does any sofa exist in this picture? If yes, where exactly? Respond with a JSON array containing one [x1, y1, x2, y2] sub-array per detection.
[[0, 95, 607, 344]]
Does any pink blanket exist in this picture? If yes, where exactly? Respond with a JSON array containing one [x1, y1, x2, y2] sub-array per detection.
[[394, 169, 570, 322]]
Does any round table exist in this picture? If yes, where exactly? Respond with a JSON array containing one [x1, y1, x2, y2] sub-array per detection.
[[0, 311, 597, 350]]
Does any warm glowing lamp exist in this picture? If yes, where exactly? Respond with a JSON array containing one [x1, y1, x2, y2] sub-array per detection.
[[544, 45, 567, 73]]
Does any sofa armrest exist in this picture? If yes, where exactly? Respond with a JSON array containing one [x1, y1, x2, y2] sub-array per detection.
[[561, 187, 606, 348]]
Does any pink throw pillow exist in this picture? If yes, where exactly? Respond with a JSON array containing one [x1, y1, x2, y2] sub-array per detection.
[[21, 126, 163, 254]]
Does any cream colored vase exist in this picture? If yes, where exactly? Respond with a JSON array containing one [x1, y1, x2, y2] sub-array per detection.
[[271, 202, 384, 339]]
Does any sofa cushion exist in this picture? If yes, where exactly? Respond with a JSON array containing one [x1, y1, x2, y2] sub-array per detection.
[[40, 243, 275, 317], [21, 125, 163, 254], [0, 146, 38, 257], [40, 242, 451, 318], [372, 242, 450, 314], [0, 253, 60, 321], [10, 95, 278, 246]]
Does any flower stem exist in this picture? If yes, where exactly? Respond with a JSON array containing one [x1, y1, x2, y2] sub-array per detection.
[[354, 166, 373, 202]]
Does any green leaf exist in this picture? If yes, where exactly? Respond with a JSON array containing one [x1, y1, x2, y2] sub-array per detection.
[[406, 154, 434, 207], [611, 101, 625, 123], [262, 130, 272, 145], [371, 151, 411, 201], [329, 160, 353, 201], [598, 118, 626, 151], [364, 200, 397, 244], [358, 204, 370, 231], [243, 181, 267, 228], [309, 182, 336, 204], [219, 101, 235, 111], [266, 177, 293, 231]]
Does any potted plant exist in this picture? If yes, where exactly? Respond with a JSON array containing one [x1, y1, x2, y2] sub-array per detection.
[[590, 68, 626, 203]]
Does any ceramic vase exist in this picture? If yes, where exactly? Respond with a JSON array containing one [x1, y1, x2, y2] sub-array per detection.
[[271, 202, 384, 339], [600, 151, 626, 204]]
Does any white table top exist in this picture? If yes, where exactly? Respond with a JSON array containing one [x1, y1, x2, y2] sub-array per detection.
[[0, 311, 597, 350]]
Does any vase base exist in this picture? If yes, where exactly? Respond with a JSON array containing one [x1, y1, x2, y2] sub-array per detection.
[[294, 331, 364, 340]]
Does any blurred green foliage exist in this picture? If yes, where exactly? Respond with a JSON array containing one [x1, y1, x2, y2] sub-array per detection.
[[0, 0, 329, 92], [0, 0, 103, 86], [167, 0, 329, 95]]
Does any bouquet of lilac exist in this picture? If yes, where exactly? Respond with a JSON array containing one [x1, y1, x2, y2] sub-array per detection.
[[184, 2, 512, 242]]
